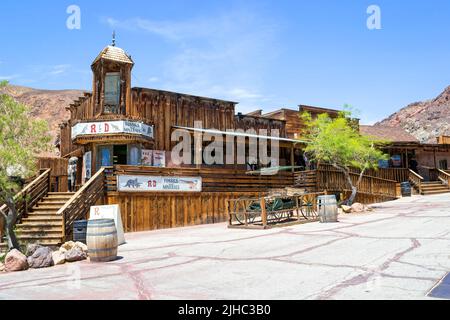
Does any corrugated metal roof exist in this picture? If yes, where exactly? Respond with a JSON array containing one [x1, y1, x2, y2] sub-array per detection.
[[92, 45, 134, 65]]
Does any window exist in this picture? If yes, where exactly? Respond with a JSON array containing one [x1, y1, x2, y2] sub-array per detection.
[[439, 159, 448, 170], [104, 72, 121, 113]]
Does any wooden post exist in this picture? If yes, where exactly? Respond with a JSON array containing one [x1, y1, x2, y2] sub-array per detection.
[[291, 145, 295, 173], [260, 197, 267, 228]]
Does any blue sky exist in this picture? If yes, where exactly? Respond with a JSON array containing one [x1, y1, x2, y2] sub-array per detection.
[[1, 0, 450, 124]]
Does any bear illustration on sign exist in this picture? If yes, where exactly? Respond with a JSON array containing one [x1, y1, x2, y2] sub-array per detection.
[[123, 178, 142, 188]]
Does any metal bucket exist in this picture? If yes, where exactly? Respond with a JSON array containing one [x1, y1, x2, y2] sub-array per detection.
[[317, 195, 338, 223]]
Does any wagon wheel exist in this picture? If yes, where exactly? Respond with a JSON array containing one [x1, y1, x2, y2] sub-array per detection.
[[300, 194, 318, 219]]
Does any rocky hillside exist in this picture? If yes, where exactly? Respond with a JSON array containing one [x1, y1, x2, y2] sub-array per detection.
[[0, 84, 85, 155], [376, 86, 450, 143]]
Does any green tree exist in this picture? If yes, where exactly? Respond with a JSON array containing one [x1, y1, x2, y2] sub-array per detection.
[[301, 109, 388, 205], [0, 81, 51, 250]]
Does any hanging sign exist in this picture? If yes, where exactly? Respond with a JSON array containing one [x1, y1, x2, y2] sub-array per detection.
[[82, 151, 92, 182], [71, 120, 154, 140], [117, 175, 202, 192]]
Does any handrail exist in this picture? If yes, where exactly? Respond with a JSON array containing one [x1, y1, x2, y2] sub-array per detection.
[[408, 169, 424, 194], [408, 169, 424, 181], [0, 168, 51, 217], [437, 169, 450, 187], [57, 167, 106, 240]]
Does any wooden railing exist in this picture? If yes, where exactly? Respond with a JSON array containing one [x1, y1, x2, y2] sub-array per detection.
[[57, 167, 106, 240], [359, 168, 409, 183], [317, 165, 398, 199], [437, 169, 450, 187], [0, 169, 51, 226], [408, 170, 424, 194], [294, 170, 317, 190]]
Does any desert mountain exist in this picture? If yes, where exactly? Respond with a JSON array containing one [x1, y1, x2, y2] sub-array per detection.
[[0, 84, 85, 155], [376, 86, 450, 143]]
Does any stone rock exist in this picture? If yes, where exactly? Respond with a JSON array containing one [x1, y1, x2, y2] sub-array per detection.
[[5, 249, 28, 272], [350, 203, 367, 213], [25, 243, 43, 257], [58, 247, 68, 254], [74, 242, 88, 253], [65, 247, 87, 262], [52, 250, 66, 265], [341, 205, 352, 213], [27, 246, 54, 268], [61, 241, 75, 251]]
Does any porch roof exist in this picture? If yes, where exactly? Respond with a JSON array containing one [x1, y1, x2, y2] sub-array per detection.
[[172, 126, 308, 144]]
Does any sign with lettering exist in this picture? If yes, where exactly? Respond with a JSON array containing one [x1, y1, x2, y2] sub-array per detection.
[[71, 121, 154, 140], [89, 205, 125, 245], [141, 149, 153, 166], [117, 175, 202, 192], [152, 150, 166, 167]]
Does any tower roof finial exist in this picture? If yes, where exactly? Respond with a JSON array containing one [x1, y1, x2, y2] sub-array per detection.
[[112, 30, 116, 47]]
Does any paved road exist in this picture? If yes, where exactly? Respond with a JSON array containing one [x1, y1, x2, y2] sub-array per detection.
[[1, 194, 450, 300]]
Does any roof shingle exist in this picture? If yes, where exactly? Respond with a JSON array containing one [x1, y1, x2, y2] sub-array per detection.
[[92, 45, 134, 66], [359, 125, 419, 143]]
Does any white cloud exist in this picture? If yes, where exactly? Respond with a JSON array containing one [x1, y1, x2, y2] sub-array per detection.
[[103, 9, 280, 111], [0, 74, 20, 81], [48, 64, 71, 76], [147, 76, 159, 83]]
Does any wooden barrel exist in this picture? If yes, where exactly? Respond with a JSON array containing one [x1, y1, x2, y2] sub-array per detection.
[[86, 219, 118, 262], [317, 195, 338, 223]]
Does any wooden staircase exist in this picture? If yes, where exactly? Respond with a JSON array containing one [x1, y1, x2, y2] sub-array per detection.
[[409, 169, 450, 195], [1, 167, 107, 253], [15, 192, 75, 246], [419, 181, 450, 195]]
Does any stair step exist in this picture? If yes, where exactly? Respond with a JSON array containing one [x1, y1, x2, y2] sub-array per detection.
[[32, 205, 61, 210], [16, 225, 63, 232], [47, 192, 75, 195], [39, 199, 67, 204], [422, 190, 450, 195], [22, 217, 63, 223]]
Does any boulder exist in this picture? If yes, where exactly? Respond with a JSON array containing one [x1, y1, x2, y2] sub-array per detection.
[[27, 246, 54, 268], [65, 247, 87, 262], [5, 249, 28, 272], [52, 250, 66, 265], [58, 247, 68, 254], [350, 202, 368, 213], [25, 243, 43, 257], [74, 241, 88, 253], [61, 241, 76, 251], [341, 205, 352, 213]]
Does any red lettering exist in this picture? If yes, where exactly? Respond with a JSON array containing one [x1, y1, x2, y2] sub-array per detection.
[[91, 124, 97, 133], [104, 123, 109, 132]]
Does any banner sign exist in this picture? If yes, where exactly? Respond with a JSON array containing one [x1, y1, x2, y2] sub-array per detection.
[[82, 151, 92, 182], [72, 120, 154, 140], [117, 175, 202, 192]]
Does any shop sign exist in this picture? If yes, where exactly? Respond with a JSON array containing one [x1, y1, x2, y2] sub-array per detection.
[[72, 120, 154, 139], [117, 175, 202, 192]]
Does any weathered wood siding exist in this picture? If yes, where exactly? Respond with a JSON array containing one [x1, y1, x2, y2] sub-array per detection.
[[104, 191, 262, 232]]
